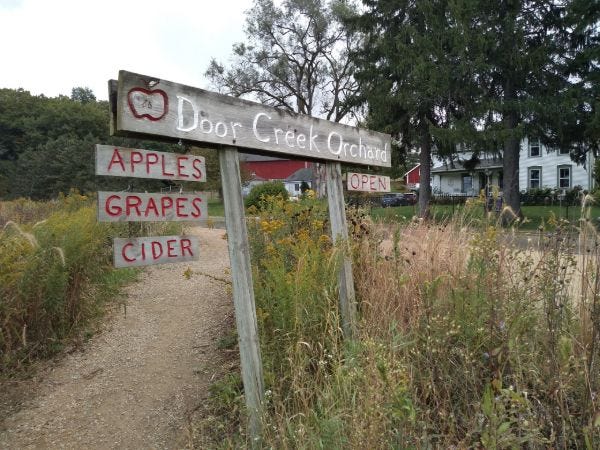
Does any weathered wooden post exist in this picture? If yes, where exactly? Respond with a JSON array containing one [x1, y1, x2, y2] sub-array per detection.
[[219, 146, 264, 439], [325, 162, 357, 338]]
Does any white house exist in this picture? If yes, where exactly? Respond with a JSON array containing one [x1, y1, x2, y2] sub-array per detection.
[[431, 138, 594, 195]]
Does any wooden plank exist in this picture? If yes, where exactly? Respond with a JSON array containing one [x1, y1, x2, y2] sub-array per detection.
[[97, 192, 207, 222], [326, 162, 357, 339], [108, 79, 118, 136], [347, 172, 391, 192], [219, 146, 264, 440], [114, 70, 391, 168], [96, 145, 206, 182], [113, 235, 199, 268]]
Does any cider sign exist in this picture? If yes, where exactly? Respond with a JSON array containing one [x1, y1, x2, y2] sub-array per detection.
[[113, 235, 199, 268]]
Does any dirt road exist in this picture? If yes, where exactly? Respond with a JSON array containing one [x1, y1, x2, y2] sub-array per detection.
[[0, 227, 233, 449]]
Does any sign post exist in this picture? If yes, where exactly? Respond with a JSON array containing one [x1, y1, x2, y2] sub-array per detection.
[[219, 147, 264, 438], [108, 70, 392, 441], [326, 162, 357, 338]]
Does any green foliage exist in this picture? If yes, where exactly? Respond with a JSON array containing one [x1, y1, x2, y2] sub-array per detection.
[[244, 181, 288, 209], [0, 193, 179, 375], [0, 88, 188, 199]]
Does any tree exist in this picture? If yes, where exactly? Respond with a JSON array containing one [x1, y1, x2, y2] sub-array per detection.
[[350, 0, 477, 217], [71, 87, 96, 104], [0, 88, 185, 199], [462, 0, 572, 219], [552, 0, 599, 165], [206, 0, 362, 196]]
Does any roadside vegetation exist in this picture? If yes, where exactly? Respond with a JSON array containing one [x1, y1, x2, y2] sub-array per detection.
[[0, 192, 181, 376], [198, 193, 600, 449]]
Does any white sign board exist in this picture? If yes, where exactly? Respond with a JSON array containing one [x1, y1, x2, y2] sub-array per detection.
[[95, 145, 206, 182], [97, 192, 207, 222], [347, 172, 391, 192], [112, 70, 391, 168], [113, 235, 199, 268]]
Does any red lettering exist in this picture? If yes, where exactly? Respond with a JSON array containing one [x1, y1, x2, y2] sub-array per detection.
[[176, 197, 189, 217], [161, 155, 175, 176], [107, 148, 126, 172], [190, 197, 203, 218], [370, 176, 376, 191], [177, 156, 190, 178], [105, 194, 122, 216], [141, 241, 146, 260], [379, 177, 387, 191], [122, 243, 136, 262], [361, 174, 369, 189], [161, 197, 174, 216], [167, 239, 177, 257], [191, 158, 203, 180], [151, 241, 163, 260], [130, 151, 143, 173], [145, 197, 159, 218], [350, 173, 359, 190], [125, 195, 142, 217], [146, 152, 159, 174], [181, 238, 193, 257]]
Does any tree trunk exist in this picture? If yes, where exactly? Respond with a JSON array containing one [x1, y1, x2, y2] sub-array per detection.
[[313, 163, 327, 198], [502, 80, 523, 223], [418, 129, 432, 218]]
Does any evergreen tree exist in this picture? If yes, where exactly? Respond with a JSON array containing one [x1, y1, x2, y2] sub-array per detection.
[[465, 0, 571, 218], [553, 0, 599, 165], [350, 0, 477, 217]]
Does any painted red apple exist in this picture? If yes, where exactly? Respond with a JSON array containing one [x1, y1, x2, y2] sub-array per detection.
[[127, 87, 169, 121]]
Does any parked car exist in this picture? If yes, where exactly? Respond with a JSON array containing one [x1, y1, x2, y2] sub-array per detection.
[[381, 193, 414, 207]]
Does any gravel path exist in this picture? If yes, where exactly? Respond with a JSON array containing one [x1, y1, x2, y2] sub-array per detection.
[[0, 227, 233, 449]]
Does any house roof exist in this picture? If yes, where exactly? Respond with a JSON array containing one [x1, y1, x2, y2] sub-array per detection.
[[286, 168, 313, 182], [402, 164, 421, 177], [432, 158, 502, 173], [242, 159, 312, 181], [238, 153, 282, 162]]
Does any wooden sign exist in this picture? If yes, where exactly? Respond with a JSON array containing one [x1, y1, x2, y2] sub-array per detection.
[[112, 70, 391, 168], [113, 235, 199, 268], [97, 192, 207, 222], [96, 145, 206, 182], [347, 172, 391, 192]]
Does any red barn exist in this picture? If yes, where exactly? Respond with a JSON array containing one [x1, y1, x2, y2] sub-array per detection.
[[404, 164, 420, 189], [239, 154, 314, 197], [241, 156, 311, 181]]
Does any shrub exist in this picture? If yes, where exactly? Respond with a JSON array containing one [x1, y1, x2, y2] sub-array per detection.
[[244, 181, 288, 209], [0, 193, 181, 375], [213, 198, 600, 448]]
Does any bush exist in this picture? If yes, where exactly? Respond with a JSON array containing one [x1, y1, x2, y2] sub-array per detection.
[[207, 199, 600, 448], [0, 193, 181, 375], [244, 181, 289, 209]]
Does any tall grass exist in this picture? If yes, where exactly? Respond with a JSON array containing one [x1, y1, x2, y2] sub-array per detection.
[[0, 192, 181, 375], [199, 195, 600, 448]]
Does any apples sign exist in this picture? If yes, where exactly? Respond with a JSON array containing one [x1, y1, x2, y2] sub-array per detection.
[[127, 87, 168, 121]]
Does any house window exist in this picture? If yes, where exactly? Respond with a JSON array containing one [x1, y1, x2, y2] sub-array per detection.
[[558, 165, 571, 189], [559, 147, 570, 155], [461, 174, 473, 194], [528, 167, 542, 189], [294, 183, 300, 192], [529, 138, 541, 157]]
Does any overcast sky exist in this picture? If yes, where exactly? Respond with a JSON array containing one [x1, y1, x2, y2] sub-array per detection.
[[0, 0, 253, 100]]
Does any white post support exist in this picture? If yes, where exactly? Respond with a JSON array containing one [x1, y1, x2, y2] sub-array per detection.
[[325, 161, 357, 339], [219, 146, 264, 441]]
